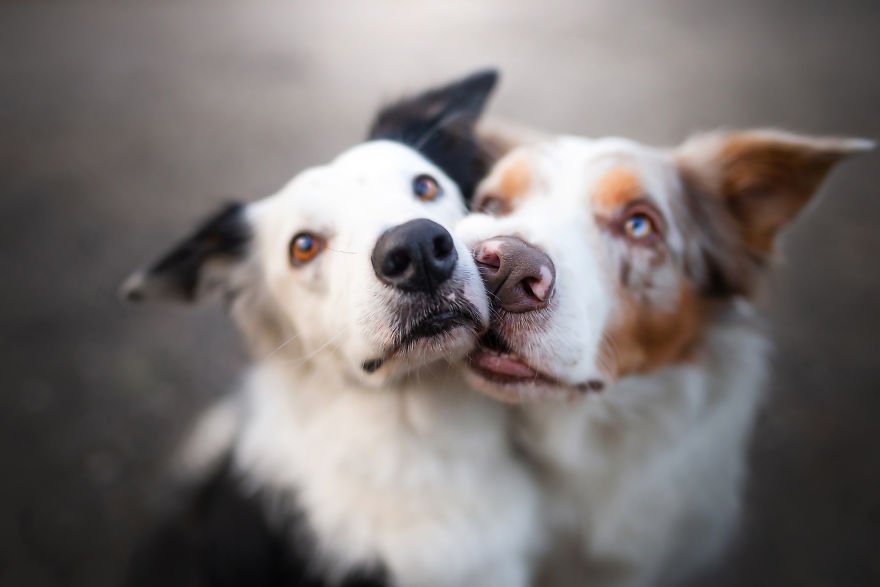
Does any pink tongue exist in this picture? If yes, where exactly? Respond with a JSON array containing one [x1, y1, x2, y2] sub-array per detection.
[[472, 351, 538, 378]]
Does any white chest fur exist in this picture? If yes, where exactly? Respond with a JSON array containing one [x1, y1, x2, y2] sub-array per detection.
[[523, 317, 769, 587], [233, 364, 542, 587]]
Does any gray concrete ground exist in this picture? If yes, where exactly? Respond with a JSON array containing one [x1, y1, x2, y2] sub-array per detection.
[[1, 1, 878, 585]]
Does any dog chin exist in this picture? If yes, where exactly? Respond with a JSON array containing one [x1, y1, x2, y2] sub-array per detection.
[[465, 353, 579, 403], [360, 297, 487, 379], [397, 324, 479, 369]]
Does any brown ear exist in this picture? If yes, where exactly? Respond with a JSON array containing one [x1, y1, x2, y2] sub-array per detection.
[[677, 129, 873, 254]]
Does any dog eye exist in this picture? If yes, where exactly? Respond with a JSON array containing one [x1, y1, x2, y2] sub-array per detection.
[[413, 174, 441, 201], [289, 232, 324, 266], [475, 195, 506, 216], [623, 212, 657, 242]]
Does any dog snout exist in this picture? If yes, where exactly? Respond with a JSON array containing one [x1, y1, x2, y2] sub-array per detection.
[[475, 237, 555, 313], [371, 219, 458, 292]]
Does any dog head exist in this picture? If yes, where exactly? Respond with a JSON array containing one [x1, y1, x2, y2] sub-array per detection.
[[122, 70, 499, 385], [457, 129, 872, 402]]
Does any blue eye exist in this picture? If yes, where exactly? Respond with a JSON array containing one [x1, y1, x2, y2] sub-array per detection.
[[624, 213, 655, 240], [413, 174, 441, 201]]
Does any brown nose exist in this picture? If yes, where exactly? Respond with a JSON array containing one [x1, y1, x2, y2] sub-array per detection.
[[474, 236, 555, 313]]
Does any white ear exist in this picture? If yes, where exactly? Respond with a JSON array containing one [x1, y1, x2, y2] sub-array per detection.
[[120, 203, 251, 304]]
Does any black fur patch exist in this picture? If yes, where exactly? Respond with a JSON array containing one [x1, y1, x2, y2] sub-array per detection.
[[126, 459, 389, 587], [144, 203, 251, 302], [367, 69, 499, 202]]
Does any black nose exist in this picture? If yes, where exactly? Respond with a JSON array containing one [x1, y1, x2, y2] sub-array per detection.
[[371, 219, 458, 292]]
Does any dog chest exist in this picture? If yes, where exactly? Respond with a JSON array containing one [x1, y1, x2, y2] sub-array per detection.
[[233, 365, 540, 587]]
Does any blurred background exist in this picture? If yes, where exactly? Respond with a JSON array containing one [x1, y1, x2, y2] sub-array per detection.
[[1, 1, 878, 585]]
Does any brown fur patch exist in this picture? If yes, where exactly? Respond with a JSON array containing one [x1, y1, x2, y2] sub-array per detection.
[[601, 280, 710, 377], [718, 134, 841, 252], [478, 156, 533, 214], [593, 166, 643, 211], [497, 156, 533, 202], [672, 129, 861, 301], [680, 131, 854, 255], [600, 129, 865, 375]]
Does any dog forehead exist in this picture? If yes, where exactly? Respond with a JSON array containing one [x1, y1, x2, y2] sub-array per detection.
[[487, 137, 679, 234], [253, 139, 468, 238], [479, 137, 590, 205], [488, 136, 638, 193], [577, 139, 675, 208], [268, 141, 448, 207], [331, 140, 442, 180], [484, 137, 603, 209]]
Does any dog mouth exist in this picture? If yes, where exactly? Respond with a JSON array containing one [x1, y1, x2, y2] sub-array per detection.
[[362, 303, 485, 373], [396, 308, 480, 348], [469, 330, 545, 382], [467, 330, 604, 402]]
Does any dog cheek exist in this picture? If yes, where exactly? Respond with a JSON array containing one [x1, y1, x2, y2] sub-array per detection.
[[551, 257, 614, 374], [545, 298, 595, 370], [355, 284, 396, 349], [463, 276, 490, 325]]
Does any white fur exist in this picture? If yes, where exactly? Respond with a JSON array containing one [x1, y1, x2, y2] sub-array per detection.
[[243, 140, 490, 379], [525, 312, 767, 587], [235, 363, 540, 587], [458, 136, 773, 586], [171, 140, 542, 586]]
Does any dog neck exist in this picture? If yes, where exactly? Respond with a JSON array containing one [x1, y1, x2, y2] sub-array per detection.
[[518, 303, 768, 476], [235, 359, 507, 472], [227, 358, 537, 586]]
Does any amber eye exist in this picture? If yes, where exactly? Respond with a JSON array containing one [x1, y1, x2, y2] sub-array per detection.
[[475, 195, 506, 216], [413, 174, 441, 201], [289, 232, 324, 266], [623, 212, 656, 241]]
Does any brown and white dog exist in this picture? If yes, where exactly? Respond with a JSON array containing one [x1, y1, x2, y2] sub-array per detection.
[[457, 129, 872, 586]]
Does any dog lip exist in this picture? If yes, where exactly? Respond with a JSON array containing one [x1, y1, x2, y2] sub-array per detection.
[[391, 306, 482, 353], [468, 346, 555, 386], [470, 349, 539, 380], [468, 331, 605, 395], [363, 309, 478, 374], [409, 310, 472, 338]]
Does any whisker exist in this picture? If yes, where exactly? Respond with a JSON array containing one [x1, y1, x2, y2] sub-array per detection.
[[327, 246, 359, 255], [281, 327, 350, 368], [263, 332, 302, 360]]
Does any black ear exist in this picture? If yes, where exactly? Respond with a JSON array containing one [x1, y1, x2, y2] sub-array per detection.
[[368, 69, 499, 201], [121, 203, 251, 303]]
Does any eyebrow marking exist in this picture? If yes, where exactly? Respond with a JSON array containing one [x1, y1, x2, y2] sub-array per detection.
[[593, 165, 643, 210], [497, 156, 533, 202]]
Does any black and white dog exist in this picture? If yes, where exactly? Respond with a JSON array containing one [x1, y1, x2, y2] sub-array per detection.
[[122, 71, 542, 587]]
